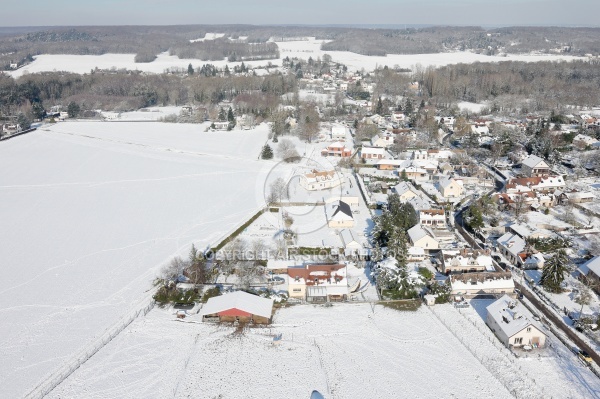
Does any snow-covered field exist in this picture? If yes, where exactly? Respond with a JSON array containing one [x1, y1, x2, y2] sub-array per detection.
[[48, 300, 600, 398], [0, 122, 270, 397], [8, 37, 588, 78], [48, 303, 518, 399]]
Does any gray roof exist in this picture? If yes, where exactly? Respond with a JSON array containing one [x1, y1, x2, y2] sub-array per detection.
[[522, 155, 547, 169], [578, 256, 600, 278], [407, 224, 435, 243], [486, 294, 546, 338]]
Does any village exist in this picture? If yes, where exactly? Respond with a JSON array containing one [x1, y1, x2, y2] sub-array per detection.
[[4, 32, 600, 398]]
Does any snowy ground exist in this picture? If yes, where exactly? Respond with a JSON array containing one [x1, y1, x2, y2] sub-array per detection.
[[0, 122, 271, 397], [48, 303, 524, 399], [100, 106, 187, 121], [9, 38, 589, 78]]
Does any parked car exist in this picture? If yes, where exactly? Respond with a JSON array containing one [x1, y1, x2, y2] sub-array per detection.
[[578, 350, 593, 364], [268, 276, 285, 285]]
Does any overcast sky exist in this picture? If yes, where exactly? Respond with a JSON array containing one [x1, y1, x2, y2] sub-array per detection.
[[2, 0, 598, 27]]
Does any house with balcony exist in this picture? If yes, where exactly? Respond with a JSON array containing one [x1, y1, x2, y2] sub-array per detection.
[[521, 155, 550, 177], [287, 264, 348, 302], [438, 248, 494, 274]]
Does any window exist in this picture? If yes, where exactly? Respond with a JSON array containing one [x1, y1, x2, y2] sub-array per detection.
[[514, 337, 523, 345], [292, 288, 302, 292], [527, 327, 531, 332]]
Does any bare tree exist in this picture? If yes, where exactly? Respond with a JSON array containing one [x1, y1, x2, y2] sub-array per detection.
[[269, 177, 288, 204], [160, 256, 187, 281], [276, 138, 299, 161]]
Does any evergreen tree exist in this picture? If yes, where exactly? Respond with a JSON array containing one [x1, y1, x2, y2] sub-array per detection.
[[67, 101, 80, 118], [261, 144, 273, 159], [187, 63, 194, 75], [227, 107, 235, 123], [375, 97, 384, 115], [218, 108, 226, 121], [32, 102, 46, 120], [16, 113, 31, 130], [540, 249, 569, 293]]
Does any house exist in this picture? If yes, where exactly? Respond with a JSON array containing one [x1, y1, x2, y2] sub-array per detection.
[[360, 146, 385, 159], [573, 134, 599, 148], [321, 142, 352, 157], [505, 176, 565, 194], [557, 190, 595, 204], [408, 246, 427, 261], [577, 256, 600, 290], [412, 149, 429, 160], [523, 253, 545, 270], [449, 272, 515, 298], [376, 159, 404, 170], [200, 291, 274, 324], [496, 232, 527, 267], [407, 225, 439, 252], [399, 166, 429, 183], [418, 209, 446, 229], [438, 248, 494, 274], [213, 121, 230, 131], [331, 125, 347, 141], [436, 177, 463, 198], [521, 155, 550, 177], [287, 264, 348, 302], [470, 122, 489, 135], [1, 123, 21, 135], [325, 200, 354, 228], [371, 133, 394, 148], [300, 170, 342, 191], [340, 229, 362, 257], [392, 181, 422, 201], [486, 294, 547, 348]]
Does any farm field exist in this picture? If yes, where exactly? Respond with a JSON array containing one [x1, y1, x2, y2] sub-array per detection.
[[49, 302, 600, 399], [8, 37, 587, 78], [0, 122, 270, 397]]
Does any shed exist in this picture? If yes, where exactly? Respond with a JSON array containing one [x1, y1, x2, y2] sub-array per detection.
[[201, 291, 274, 324]]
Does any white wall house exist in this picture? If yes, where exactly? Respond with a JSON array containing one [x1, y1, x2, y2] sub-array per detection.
[[521, 155, 550, 177], [486, 295, 547, 348], [300, 170, 342, 191]]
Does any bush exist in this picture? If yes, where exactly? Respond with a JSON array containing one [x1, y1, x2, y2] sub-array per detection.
[[418, 267, 434, 280]]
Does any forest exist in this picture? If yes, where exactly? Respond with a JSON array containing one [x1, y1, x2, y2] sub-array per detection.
[[2, 25, 600, 71]]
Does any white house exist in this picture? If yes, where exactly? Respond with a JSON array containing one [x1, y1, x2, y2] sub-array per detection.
[[521, 155, 550, 177], [486, 295, 547, 348], [449, 272, 515, 298], [340, 229, 362, 256], [360, 146, 385, 159], [326, 200, 354, 228], [331, 125, 347, 141], [436, 177, 464, 198], [438, 248, 494, 274], [497, 232, 527, 267], [418, 209, 446, 229], [287, 264, 348, 302], [300, 170, 342, 191], [573, 134, 599, 148], [371, 133, 395, 148], [392, 181, 422, 201], [407, 225, 439, 252]]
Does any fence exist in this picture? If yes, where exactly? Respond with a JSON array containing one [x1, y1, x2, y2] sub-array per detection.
[[0, 127, 37, 141], [428, 305, 545, 398], [24, 296, 156, 399]]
